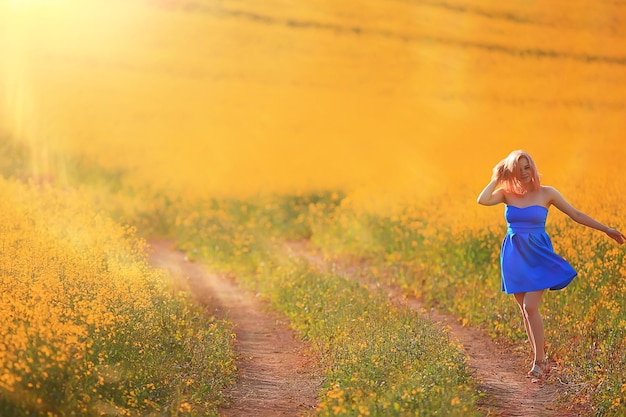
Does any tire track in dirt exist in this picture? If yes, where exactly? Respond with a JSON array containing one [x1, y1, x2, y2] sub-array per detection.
[[147, 240, 322, 417], [284, 240, 582, 417]]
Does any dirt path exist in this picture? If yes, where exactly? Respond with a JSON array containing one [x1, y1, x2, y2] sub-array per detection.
[[147, 240, 321, 417], [147, 237, 583, 416], [284, 240, 580, 417]]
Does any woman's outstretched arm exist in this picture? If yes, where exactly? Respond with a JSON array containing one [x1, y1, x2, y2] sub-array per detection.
[[547, 186, 625, 244]]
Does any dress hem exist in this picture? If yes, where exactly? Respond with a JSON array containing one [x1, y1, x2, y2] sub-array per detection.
[[501, 273, 578, 294]]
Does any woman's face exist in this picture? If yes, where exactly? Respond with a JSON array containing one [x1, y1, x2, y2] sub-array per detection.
[[516, 157, 533, 184]]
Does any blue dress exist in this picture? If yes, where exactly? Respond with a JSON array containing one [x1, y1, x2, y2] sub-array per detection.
[[500, 205, 577, 294]]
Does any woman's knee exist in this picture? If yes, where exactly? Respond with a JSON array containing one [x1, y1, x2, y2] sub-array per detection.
[[523, 302, 540, 317], [522, 291, 543, 317]]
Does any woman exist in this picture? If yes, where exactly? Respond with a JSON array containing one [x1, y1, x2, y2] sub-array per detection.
[[477, 150, 624, 381]]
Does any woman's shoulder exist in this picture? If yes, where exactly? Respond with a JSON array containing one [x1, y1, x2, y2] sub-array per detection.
[[539, 185, 566, 207], [540, 185, 560, 195]]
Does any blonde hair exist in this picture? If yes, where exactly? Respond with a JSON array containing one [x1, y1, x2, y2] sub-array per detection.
[[494, 150, 541, 195]]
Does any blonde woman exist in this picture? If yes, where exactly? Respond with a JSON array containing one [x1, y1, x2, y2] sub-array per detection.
[[477, 150, 625, 381]]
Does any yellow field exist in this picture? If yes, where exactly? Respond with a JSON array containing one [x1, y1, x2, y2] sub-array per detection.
[[0, 177, 235, 415], [2, 0, 626, 415], [2, 0, 625, 203]]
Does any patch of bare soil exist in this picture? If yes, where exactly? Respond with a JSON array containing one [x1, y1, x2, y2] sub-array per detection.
[[284, 240, 584, 417], [147, 240, 322, 417]]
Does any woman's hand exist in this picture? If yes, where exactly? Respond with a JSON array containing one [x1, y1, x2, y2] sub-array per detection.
[[491, 161, 505, 183], [606, 228, 626, 245]]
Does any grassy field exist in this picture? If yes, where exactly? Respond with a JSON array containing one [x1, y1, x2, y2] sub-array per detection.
[[166, 186, 626, 415], [2, 0, 626, 415], [0, 171, 236, 416]]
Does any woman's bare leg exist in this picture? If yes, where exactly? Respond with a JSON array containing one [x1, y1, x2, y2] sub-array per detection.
[[514, 291, 546, 367], [523, 290, 545, 364], [513, 292, 534, 352]]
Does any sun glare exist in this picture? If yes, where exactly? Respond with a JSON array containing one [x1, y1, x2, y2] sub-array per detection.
[[1, 0, 625, 200]]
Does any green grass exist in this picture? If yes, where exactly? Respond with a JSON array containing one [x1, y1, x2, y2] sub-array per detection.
[[171, 195, 482, 416], [263, 258, 479, 416]]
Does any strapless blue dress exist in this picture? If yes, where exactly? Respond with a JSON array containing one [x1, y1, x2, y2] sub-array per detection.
[[500, 205, 577, 294]]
